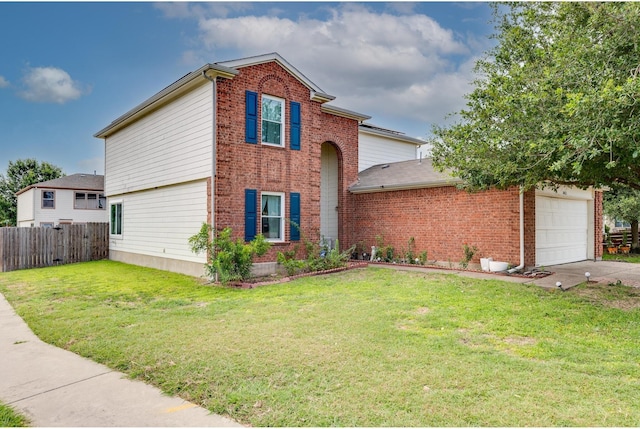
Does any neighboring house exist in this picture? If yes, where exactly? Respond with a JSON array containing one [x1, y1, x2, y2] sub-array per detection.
[[357, 123, 425, 172], [349, 158, 603, 268], [16, 173, 107, 227], [95, 53, 370, 276]]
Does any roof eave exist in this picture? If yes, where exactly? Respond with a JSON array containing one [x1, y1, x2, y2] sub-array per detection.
[[321, 105, 371, 122], [94, 64, 238, 139], [359, 125, 426, 146], [218, 53, 336, 102], [349, 179, 462, 194]]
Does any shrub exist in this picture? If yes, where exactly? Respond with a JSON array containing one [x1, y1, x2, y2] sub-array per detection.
[[277, 222, 354, 275], [189, 224, 271, 284], [460, 243, 478, 269]]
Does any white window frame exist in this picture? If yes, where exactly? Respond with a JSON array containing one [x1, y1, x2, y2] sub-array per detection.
[[41, 190, 55, 209], [110, 200, 123, 237], [261, 94, 285, 147], [74, 192, 106, 210], [261, 192, 285, 242]]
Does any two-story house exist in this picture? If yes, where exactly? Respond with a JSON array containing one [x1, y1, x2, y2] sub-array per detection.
[[16, 173, 107, 227], [95, 53, 369, 276], [96, 53, 602, 276]]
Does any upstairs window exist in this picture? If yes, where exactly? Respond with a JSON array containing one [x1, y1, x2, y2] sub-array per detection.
[[261, 95, 284, 146], [75, 192, 106, 210], [42, 191, 55, 209]]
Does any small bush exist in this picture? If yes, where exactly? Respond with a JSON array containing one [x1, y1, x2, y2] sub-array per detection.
[[189, 224, 271, 284], [277, 223, 353, 275], [460, 243, 478, 269]]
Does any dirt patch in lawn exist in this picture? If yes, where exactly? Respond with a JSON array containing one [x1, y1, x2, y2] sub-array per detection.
[[573, 283, 640, 311]]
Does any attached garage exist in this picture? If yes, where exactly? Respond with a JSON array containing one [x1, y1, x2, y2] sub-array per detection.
[[535, 188, 596, 267], [348, 159, 603, 270]]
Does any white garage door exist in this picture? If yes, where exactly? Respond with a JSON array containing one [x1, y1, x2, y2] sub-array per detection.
[[536, 196, 588, 266]]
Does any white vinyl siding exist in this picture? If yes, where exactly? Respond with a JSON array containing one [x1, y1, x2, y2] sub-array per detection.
[[358, 131, 420, 172], [16, 188, 35, 225], [108, 180, 208, 264], [105, 82, 214, 196]]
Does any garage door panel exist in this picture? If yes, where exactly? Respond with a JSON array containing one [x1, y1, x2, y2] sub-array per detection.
[[536, 196, 588, 266]]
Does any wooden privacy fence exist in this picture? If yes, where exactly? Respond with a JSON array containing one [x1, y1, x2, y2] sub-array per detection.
[[0, 223, 109, 272]]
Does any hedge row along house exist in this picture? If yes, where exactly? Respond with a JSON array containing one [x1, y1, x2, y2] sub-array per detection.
[[94, 53, 602, 277]]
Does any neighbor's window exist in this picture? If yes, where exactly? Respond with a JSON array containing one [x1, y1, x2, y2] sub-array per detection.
[[42, 191, 55, 209], [261, 192, 284, 241], [615, 219, 631, 228], [110, 202, 122, 236], [75, 192, 106, 210], [261, 95, 284, 146], [40, 222, 54, 228]]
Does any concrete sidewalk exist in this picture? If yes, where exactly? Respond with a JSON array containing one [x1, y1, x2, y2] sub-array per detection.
[[0, 293, 242, 427]]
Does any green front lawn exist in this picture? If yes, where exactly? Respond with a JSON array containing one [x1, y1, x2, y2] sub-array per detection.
[[1, 261, 639, 426], [603, 251, 640, 263], [0, 402, 29, 427]]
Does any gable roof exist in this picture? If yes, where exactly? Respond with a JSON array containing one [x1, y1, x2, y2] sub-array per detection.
[[16, 174, 104, 196], [217, 52, 336, 103], [349, 158, 461, 194], [359, 123, 425, 146], [95, 52, 369, 139]]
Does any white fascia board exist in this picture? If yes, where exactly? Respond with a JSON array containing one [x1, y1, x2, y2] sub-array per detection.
[[94, 64, 237, 139], [349, 179, 462, 194], [359, 126, 426, 146], [321, 104, 371, 122], [217, 53, 336, 102]]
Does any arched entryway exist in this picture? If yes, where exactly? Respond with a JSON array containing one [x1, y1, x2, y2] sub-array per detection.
[[320, 142, 339, 248]]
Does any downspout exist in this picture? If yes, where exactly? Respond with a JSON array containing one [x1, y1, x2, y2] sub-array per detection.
[[508, 187, 525, 273], [203, 70, 217, 280]]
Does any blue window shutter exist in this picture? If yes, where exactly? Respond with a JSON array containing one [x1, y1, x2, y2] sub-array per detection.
[[245, 91, 258, 144], [245, 189, 257, 241], [290, 192, 301, 241], [290, 101, 301, 150]]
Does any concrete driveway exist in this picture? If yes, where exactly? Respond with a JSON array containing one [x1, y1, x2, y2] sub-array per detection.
[[539, 260, 640, 289], [387, 259, 640, 290]]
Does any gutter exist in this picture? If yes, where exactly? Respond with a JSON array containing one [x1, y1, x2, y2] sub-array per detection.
[[94, 63, 238, 139], [508, 188, 525, 273], [202, 70, 218, 281], [349, 179, 463, 194]]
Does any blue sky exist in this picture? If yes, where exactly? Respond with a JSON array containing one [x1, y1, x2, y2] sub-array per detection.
[[0, 2, 494, 175]]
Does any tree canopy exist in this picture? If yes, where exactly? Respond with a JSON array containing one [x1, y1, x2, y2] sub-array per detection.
[[431, 2, 640, 191], [0, 159, 64, 226]]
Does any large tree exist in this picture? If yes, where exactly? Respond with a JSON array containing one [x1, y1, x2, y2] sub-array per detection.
[[0, 159, 64, 226], [431, 2, 640, 191]]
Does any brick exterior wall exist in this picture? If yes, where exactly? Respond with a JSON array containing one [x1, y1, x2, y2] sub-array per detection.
[[594, 189, 604, 260], [213, 61, 359, 262], [348, 186, 537, 268]]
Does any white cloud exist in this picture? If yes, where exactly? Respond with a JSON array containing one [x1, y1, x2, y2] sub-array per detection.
[[0, 76, 9, 88], [155, 2, 253, 19], [19, 66, 87, 104], [164, 4, 487, 136]]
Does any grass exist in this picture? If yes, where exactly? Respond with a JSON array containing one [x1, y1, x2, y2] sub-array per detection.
[[1, 260, 640, 426], [0, 402, 29, 427], [603, 251, 640, 263]]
